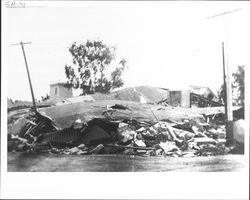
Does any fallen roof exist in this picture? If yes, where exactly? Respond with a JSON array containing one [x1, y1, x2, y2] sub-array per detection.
[[37, 100, 215, 129], [110, 85, 169, 103]]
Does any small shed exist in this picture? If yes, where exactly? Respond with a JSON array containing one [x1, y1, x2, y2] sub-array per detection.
[[189, 86, 216, 100], [50, 82, 73, 101]]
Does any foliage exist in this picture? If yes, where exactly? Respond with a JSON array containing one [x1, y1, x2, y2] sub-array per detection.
[[65, 40, 127, 95], [41, 94, 50, 101], [217, 85, 225, 104], [218, 66, 244, 106], [232, 66, 244, 106]]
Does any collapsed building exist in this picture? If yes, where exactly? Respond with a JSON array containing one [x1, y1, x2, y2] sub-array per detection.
[[8, 95, 244, 157], [7, 83, 244, 157]]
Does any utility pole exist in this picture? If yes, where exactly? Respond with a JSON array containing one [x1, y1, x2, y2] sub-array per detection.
[[222, 41, 233, 145], [207, 8, 242, 146], [222, 42, 228, 126], [12, 41, 37, 111]]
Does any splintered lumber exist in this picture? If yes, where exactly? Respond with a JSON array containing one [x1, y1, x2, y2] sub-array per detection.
[[190, 92, 224, 107], [106, 144, 156, 150]]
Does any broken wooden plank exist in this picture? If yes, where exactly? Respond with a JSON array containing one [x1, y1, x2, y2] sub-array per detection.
[[106, 144, 156, 150]]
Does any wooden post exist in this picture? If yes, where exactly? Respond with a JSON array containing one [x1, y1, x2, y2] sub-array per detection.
[[225, 46, 234, 146], [207, 9, 242, 146], [222, 42, 228, 120], [19, 41, 37, 111], [222, 42, 234, 146]]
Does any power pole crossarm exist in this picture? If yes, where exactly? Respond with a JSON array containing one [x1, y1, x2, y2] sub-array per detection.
[[206, 8, 242, 19]]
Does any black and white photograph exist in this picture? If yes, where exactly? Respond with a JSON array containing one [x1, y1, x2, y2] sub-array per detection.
[[1, 0, 249, 199]]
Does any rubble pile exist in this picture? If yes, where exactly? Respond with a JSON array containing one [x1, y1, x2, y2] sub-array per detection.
[[8, 103, 234, 157]]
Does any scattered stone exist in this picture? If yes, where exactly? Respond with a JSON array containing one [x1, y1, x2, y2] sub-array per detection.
[[208, 128, 226, 139], [118, 130, 136, 144], [136, 127, 146, 132], [155, 149, 163, 156], [173, 128, 195, 141], [159, 141, 179, 153], [89, 144, 104, 154], [78, 144, 86, 150], [73, 119, 84, 129], [68, 147, 80, 154], [187, 142, 200, 150], [136, 132, 145, 140], [148, 127, 158, 136], [134, 140, 146, 147], [141, 131, 155, 140], [119, 122, 129, 129]]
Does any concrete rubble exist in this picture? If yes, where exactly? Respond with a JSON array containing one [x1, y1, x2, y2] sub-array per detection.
[[7, 103, 244, 157]]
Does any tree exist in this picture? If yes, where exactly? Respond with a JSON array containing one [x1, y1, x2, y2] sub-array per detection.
[[232, 65, 244, 106], [217, 84, 226, 104], [41, 94, 50, 101], [65, 40, 127, 95], [218, 66, 245, 106]]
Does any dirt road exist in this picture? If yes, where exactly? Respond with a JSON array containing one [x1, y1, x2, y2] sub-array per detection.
[[8, 152, 245, 172]]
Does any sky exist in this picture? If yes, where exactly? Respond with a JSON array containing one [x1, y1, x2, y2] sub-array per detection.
[[3, 1, 250, 101]]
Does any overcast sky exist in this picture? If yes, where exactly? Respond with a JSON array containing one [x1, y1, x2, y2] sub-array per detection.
[[4, 1, 250, 101]]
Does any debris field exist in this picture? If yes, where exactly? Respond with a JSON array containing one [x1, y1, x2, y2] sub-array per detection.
[[8, 100, 242, 157]]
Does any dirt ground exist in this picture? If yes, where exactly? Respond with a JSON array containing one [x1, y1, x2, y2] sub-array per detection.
[[8, 152, 245, 172]]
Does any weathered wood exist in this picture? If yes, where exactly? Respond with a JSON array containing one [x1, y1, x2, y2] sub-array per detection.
[[106, 144, 156, 150]]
